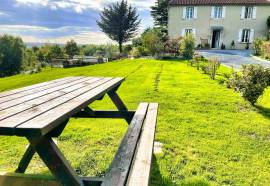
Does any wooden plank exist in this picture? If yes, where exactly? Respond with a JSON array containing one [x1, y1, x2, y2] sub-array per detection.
[[27, 137, 83, 186], [0, 77, 93, 111], [101, 103, 149, 186], [0, 78, 112, 130], [0, 77, 85, 104], [0, 78, 101, 120], [127, 103, 158, 186], [16, 78, 124, 137], [72, 110, 135, 119], [0, 77, 75, 98]]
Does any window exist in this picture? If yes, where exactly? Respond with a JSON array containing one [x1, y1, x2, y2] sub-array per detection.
[[244, 6, 253, 19], [186, 7, 194, 19], [214, 6, 223, 19], [185, 29, 193, 36], [242, 29, 250, 43]]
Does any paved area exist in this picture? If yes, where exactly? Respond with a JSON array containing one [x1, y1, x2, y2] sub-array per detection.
[[198, 50, 270, 69]]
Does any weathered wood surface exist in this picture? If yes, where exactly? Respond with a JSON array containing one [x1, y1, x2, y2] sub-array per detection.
[[0, 76, 124, 137], [127, 103, 158, 186], [102, 103, 149, 186]]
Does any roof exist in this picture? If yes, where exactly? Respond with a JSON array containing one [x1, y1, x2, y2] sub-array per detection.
[[169, 0, 270, 6]]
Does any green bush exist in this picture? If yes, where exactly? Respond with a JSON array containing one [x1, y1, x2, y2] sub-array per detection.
[[208, 57, 221, 80], [141, 28, 163, 57], [179, 35, 195, 60], [22, 48, 40, 73], [229, 65, 270, 105], [0, 35, 25, 77], [253, 38, 264, 56]]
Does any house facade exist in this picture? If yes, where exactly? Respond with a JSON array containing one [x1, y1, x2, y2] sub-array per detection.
[[168, 0, 270, 49]]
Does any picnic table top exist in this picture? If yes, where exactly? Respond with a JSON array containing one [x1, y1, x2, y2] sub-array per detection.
[[0, 76, 124, 137]]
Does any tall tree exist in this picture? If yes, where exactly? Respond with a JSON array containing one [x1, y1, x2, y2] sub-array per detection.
[[151, 0, 169, 32], [97, 0, 140, 53], [0, 35, 25, 77], [65, 39, 79, 58]]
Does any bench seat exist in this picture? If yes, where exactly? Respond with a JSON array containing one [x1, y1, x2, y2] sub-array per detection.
[[102, 103, 158, 186]]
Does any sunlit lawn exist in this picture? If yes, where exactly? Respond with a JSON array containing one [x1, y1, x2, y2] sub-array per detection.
[[1, 59, 270, 185]]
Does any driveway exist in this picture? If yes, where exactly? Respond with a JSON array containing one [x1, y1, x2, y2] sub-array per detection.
[[198, 50, 270, 69]]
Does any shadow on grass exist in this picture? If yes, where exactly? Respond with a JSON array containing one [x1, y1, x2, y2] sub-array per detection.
[[150, 155, 174, 186], [255, 105, 270, 119]]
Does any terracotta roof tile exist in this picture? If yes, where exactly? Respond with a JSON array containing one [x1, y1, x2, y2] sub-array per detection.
[[169, 0, 270, 5]]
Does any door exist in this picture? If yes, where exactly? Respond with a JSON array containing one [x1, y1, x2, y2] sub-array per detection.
[[211, 30, 221, 48]]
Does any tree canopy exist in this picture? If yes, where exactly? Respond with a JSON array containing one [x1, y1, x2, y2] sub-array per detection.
[[0, 35, 25, 77], [65, 40, 79, 58], [151, 0, 169, 32], [97, 0, 140, 53]]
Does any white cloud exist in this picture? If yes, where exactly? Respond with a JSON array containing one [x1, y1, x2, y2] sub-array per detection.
[[0, 25, 112, 44], [15, 0, 155, 13], [0, 11, 9, 17]]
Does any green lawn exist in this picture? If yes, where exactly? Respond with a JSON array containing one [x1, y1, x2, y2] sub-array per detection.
[[1, 59, 270, 186]]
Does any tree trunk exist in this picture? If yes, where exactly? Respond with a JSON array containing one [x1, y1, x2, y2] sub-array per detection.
[[119, 42, 123, 53]]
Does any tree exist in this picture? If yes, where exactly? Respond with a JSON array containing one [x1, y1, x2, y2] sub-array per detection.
[[65, 39, 79, 58], [22, 48, 40, 72], [142, 28, 163, 57], [47, 45, 65, 61], [97, 0, 140, 53], [0, 35, 25, 77], [267, 16, 270, 29], [151, 0, 169, 33]]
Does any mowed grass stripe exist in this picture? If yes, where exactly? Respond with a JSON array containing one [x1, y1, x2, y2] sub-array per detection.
[[0, 59, 270, 186]]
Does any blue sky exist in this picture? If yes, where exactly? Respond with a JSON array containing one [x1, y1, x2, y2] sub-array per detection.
[[0, 0, 155, 44]]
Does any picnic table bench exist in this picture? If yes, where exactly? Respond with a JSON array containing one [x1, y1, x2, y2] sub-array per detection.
[[0, 76, 158, 186]]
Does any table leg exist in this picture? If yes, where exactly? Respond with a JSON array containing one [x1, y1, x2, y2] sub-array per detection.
[[15, 145, 35, 173], [108, 90, 132, 123], [27, 136, 83, 186]]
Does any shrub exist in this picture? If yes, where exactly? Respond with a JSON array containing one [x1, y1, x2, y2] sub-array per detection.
[[253, 38, 264, 56], [22, 48, 40, 73], [230, 65, 270, 105], [142, 28, 163, 57], [164, 37, 181, 56], [179, 35, 195, 60], [193, 53, 201, 70], [231, 40, 235, 49], [130, 47, 141, 58], [262, 41, 270, 59], [208, 57, 221, 80], [221, 43, 226, 50]]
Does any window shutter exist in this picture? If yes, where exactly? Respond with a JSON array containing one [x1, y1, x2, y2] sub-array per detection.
[[252, 7, 257, 19], [241, 6, 245, 19], [250, 29, 255, 42], [238, 29, 243, 42], [222, 6, 226, 18], [182, 7, 186, 19], [194, 7, 198, 19], [192, 29, 196, 37], [211, 6, 215, 18], [182, 29, 186, 37]]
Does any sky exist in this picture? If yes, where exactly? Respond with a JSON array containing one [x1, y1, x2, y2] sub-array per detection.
[[0, 0, 155, 45]]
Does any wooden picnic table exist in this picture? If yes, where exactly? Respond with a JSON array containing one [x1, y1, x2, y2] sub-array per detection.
[[0, 76, 158, 186]]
